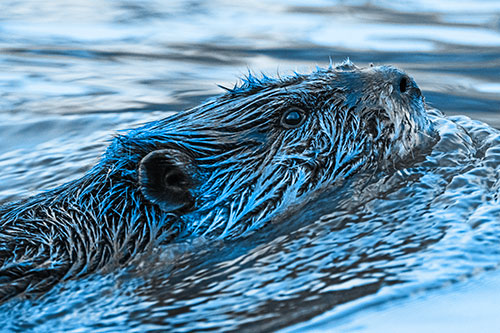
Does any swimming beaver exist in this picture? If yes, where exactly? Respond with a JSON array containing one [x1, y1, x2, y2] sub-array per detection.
[[0, 60, 433, 301]]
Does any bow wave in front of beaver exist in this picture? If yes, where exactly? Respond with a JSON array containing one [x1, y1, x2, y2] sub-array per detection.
[[0, 61, 434, 301]]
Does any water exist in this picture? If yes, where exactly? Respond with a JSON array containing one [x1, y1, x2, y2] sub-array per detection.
[[0, 0, 499, 331]]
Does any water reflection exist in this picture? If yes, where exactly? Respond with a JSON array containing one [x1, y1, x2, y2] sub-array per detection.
[[0, 0, 499, 331]]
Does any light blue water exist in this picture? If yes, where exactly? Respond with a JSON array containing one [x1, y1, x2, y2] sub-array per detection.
[[0, 1, 499, 332]]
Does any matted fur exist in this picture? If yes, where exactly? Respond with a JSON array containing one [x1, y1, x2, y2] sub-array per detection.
[[0, 61, 434, 301]]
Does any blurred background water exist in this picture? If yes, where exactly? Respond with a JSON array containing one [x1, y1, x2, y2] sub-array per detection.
[[0, 1, 499, 332]]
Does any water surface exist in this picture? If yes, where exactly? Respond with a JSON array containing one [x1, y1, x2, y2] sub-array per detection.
[[0, 1, 499, 332]]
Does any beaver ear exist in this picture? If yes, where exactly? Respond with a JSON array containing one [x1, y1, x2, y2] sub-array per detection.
[[138, 149, 195, 212]]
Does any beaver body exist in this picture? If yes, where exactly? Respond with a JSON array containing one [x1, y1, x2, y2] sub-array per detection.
[[0, 61, 434, 302]]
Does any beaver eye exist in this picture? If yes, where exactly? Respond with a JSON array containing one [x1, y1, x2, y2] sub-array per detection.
[[281, 108, 306, 129]]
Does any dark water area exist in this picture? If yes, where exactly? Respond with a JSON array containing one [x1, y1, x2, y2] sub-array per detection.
[[0, 1, 499, 332]]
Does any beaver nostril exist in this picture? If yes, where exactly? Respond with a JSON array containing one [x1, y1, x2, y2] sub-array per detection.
[[399, 75, 409, 94]]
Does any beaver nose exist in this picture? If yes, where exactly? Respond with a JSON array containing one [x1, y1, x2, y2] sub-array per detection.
[[394, 73, 421, 97]]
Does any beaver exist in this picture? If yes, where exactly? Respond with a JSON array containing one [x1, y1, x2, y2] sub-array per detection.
[[0, 60, 433, 302]]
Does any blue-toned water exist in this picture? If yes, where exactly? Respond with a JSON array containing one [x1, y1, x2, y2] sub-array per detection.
[[0, 1, 500, 332]]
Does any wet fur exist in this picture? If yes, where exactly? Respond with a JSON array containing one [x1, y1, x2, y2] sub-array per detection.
[[0, 60, 433, 301]]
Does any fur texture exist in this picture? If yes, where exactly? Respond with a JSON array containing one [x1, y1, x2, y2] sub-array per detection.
[[0, 61, 434, 301]]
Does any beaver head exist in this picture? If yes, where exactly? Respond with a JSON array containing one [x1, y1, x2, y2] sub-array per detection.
[[107, 60, 433, 239]]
